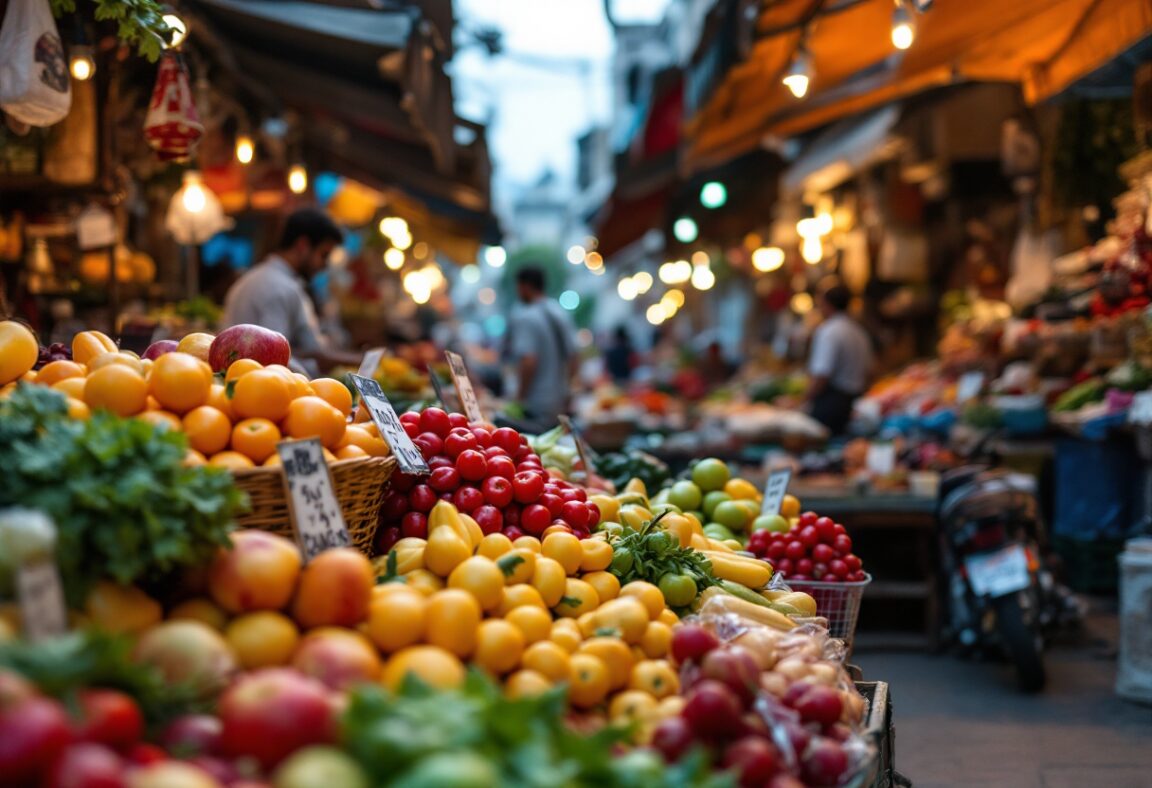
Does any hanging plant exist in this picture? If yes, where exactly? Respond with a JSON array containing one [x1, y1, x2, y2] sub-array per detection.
[[49, 0, 173, 61]]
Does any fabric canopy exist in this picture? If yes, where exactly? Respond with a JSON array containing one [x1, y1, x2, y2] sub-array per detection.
[[686, 0, 1152, 171]]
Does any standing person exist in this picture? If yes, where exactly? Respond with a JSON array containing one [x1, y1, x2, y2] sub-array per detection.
[[507, 266, 577, 431], [804, 283, 874, 435], [605, 325, 636, 383], [222, 209, 360, 375]]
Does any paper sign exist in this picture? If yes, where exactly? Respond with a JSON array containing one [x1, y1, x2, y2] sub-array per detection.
[[76, 204, 117, 250], [277, 438, 351, 561], [16, 561, 68, 643], [760, 468, 793, 516], [558, 415, 596, 476], [357, 347, 385, 378], [866, 442, 897, 476], [1130, 391, 1152, 425], [956, 371, 985, 404], [349, 374, 430, 475], [445, 351, 483, 424]]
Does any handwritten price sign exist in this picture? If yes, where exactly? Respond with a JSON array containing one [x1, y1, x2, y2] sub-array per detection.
[[16, 560, 68, 643], [445, 351, 483, 424], [277, 438, 351, 561], [349, 374, 430, 476], [760, 468, 793, 516]]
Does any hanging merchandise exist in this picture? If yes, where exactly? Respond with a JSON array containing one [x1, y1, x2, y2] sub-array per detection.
[[143, 51, 203, 161], [0, 0, 72, 127]]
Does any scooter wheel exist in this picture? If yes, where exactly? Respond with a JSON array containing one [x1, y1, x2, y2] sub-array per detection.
[[993, 592, 1047, 693]]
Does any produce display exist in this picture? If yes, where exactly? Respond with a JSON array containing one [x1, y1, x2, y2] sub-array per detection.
[[0, 321, 888, 788]]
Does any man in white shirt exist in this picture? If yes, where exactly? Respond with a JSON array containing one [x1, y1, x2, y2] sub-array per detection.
[[222, 209, 360, 375], [805, 283, 874, 435], [507, 266, 577, 430]]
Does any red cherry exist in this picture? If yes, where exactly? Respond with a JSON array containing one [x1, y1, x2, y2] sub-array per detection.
[[776, 558, 793, 575], [400, 511, 427, 539], [472, 505, 503, 534], [447, 412, 469, 429], [402, 421, 420, 439], [832, 534, 853, 554], [512, 471, 545, 503], [413, 433, 442, 460], [487, 455, 516, 480], [811, 544, 836, 564], [540, 493, 564, 518], [380, 491, 409, 522], [829, 559, 849, 578], [491, 427, 522, 454], [443, 430, 479, 458], [844, 554, 862, 572], [766, 541, 787, 560], [798, 526, 820, 549], [375, 526, 401, 553], [785, 541, 806, 560], [584, 501, 600, 526], [560, 500, 589, 530], [470, 427, 493, 448], [799, 511, 818, 526], [503, 525, 525, 540], [796, 558, 813, 576], [391, 472, 416, 493], [816, 518, 838, 544]]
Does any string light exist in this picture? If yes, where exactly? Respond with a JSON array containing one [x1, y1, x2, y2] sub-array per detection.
[[379, 217, 408, 239], [801, 236, 823, 264], [180, 174, 207, 213], [392, 231, 413, 252], [617, 277, 638, 301], [891, 3, 915, 50], [673, 217, 698, 244], [69, 47, 94, 81], [483, 246, 507, 268], [559, 290, 580, 310], [633, 271, 654, 294], [287, 164, 308, 194], [791, 292, 815, 314], [662, 289, 686, 308], [691, 266, 716, 291], [235, 135, 254, 165], [783, 47, 813, 99], [567, 245, 586, 264], [700, 181, 727, 209], [646, 304, 667, 325], [384, 248, 405, 270], [752, 247, 785, 272], [585, 252, 604, 270], [461, 264, 480, 283], [691, 251, 710, 267]]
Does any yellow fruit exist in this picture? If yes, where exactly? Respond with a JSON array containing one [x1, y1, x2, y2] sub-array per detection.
[[593, 597, 649, 643], [381, 646, 465, 691], [425, 589, 481, 658], [577, 612, 598, 639], [448, 556, 505, 612], [541, 533, 583, 575], [780, 494, 801, 519], [476, 532, 514, 560], [639, 621, 673, 659], [531, 556, 567, 608], [0, 321, 38, 385], [225, 612, 300, 668], [629, 659, 679, 699], [497, 584, 547, 615], [724, 478, 761, 501], [168, 598, 228, 630], [552, 578, 599, 619], [504, 605, 552, 644], [505, 669, 552, 698], [568, 654, 610, 709], [402, 569, 444, 596], [619, 581, 665, 620], [578, 636, 635, 690], [84, 583, 161, 635], [578, 539, 613, 572], [365, 588, 427, 653], [473, 619, 525, 675], [608, 690, 659, 726], [498, 549, 537, 585], [581, 571, 620, 603], [424, 526, 472, 578], [521, 640, 571, 682], [512, 536, 541, 553], [549, 619, 583, 653], [658, 608, 680, 627]]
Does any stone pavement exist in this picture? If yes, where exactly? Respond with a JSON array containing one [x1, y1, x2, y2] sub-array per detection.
[[853, 609, 1152, 787]]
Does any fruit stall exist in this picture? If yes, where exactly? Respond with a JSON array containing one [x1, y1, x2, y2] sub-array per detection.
[[0, 320, 898, 788]]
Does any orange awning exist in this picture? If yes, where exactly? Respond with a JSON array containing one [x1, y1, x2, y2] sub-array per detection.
[[686, 0, 1152, 172]]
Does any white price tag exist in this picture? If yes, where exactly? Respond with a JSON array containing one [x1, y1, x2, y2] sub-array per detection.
[[1130, 391, 1152, 425], [445, 351, 483, 424], [16, 560, 68, 642], [558, 415, 596, 476], [357, 348, 385, 378], [965, 545, 1030, 597], [350, 374, 430, 475], [760, 468, 793, 516], [277, 438, 351, 561], [956, 372, 985, 404], [866, 442, 897, 476]]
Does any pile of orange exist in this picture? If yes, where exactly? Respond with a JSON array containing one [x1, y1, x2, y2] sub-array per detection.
[[14, 330, 388, 470]]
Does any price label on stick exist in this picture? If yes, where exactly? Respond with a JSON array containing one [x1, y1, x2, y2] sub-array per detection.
[[445, 351, 483, 424], [558, 415, 596, 477], [357, 347, 385, 378], [349, 374, 430, 476], [760, 468, 793, 516], [277, 438, 352, 561], [16, 560, 68, 643]]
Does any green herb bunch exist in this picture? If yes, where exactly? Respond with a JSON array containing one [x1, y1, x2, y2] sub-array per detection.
[[606, 515, 718, 598], [0, 385, 244, 604]]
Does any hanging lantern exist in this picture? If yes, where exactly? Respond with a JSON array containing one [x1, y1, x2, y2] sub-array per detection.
[[143, 52, 203, 161]]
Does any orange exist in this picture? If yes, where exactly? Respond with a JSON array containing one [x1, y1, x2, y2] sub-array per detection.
[[290, 548, 374, 629], [473, 619, 525, 675], [88, 352, 144, 375], [206, 383, 234, 420], [619, 581, 666, 620], [552, 578, 599, 619], [0, 320, 38, 385], [568, 653, 610, 708], [183, 406, 232, 456], [53, 377, 87, 400], [148, 354, 211, 414], [265, 365, 308, 397], [423, 589, 481, 658], [310, 378, 353, 417], [184, 449, 207, 466], [336, 445, 367, 460], [144, 395, 161, 410], [138, 410, 182, 432], [530, 556, 566, 607], [657, 608, 680, 627], [293, 373, 315, 397], [505, 669, 552, 698], [365, 588, 427, 653], [608, 690, 659, 727], [578, 636, 635, 690], [84, 365, 148, 417], [579, 539, 614, 572], [476, 533, 514, 560], [593, 597, 649, 643], [231, 418, 281, 463], [263, 453, 282, 467], [231, 369, 292, 422], [35, 359, 85, 387], [65, 398, 90, 420], [225, 358, 262, 382], [225, 611, 299, 669], [208, 451, 255, 470], [504, 605, 552, 644], [512, 536, 542, 553], [282, 396, 347, 449], [381, 645, 465, 691], [520, 640, 570, 682], [338, 425, 388, 457], [447, 556, 505, 612]]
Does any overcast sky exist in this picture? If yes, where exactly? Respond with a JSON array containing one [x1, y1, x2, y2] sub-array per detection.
[[452, 0, 670, 205]]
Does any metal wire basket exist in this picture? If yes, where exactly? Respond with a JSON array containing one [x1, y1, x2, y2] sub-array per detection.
[[784, 573, 872, 648]]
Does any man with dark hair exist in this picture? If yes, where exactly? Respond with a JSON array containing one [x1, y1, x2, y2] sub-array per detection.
[[223, 208, 359, 374], [507, 265, 577, 430], [804, 282, 873, 435]]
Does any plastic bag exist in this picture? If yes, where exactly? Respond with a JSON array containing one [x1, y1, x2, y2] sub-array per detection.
[[0, 0, 72, 127]]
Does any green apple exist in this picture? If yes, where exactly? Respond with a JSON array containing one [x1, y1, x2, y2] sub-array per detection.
[[702, 491, 732, 519], [691, 458, 731, 493], [667, 480, 703, 512], [702, 523, 736, 541], [713, 500, 752, 531], [752, 514, 790, 533]]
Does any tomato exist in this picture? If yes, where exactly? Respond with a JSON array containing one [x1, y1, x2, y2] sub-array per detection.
[[447, 556, 505, 612], [229, 418, 281, 463], [629, 659, 680, 698], [541, 532, 583, 575], [428, 466, 461, 493], [424, 589, 481, 658], [498, 583, 545, 615], [309, 378, 353, 417], [530, 556, 566, 608], [559, 500, 589, 530], [579, 539, 614, 572], [490, 427, 521, 454], [512, 471, 545, 504], [402, 568, 444, 596], [149, 352, 212, 414], [486, 455, 516, 480], [639, 621, 674, 659], [338, 426, 389, 457], [418, 407, 451, 438], [454, 449, 488, 482], [520, 641, 570, 682], [567, 654, 610, 709], [452, 486, 484, 514], [442, 430, 477, 457], [209, 451, 256, 470], [608, 690, 659, 727], [231, 370, 292, 422], [472, 619, 525, 675], [504, 604, 552, 644], [75, 689, 143, 751], [0, 696, 73, 782], [520, 504, 551, 536], [505, 669, 552, 698], [71, 330, 117, 365], [480, 476, 513, 508], [581, 570, 620, 603], [552, 578, 599, 619], [592, 597, 649, 643], [34, 359, 84, 387], [657, 573, 698, 608], [578, 636, 635, 690]]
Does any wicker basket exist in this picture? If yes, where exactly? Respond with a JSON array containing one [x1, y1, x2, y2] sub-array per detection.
[[231, 456, 396, 555], [785, 573, 872, 651]]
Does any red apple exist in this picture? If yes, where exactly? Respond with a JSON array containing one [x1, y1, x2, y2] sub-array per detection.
[[793, 686, 843, 727], [157, 715, 222, 758], [701, 646, 761, 704], [723, 737, 781, 787], [142, 340, 179, 361], [217, 668, 337, 770], [207, 324, 290, 372], [681, 680, 744, 739], [670, 624, 720, 665], [801, 738, 849, 786], [44, 743, 126, 788], [650, 717, 695, 763], [0, 696, 74, 784]]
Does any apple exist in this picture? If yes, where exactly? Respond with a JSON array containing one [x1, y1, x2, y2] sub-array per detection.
[[752, 514, 790, 533], [701, 646, 761, 704], [157, 715, 222, 758], [272, 746, 370, 788], [142, 340, 179, 361], [290, 628, 382, 691], [723, 737, 781, 787], [793, 686, 843, 726], [208, 324, 290, 372], [801, 738, 849, 786], [176, 332, 215, 363], [132, 621, 237, 700], [0, 696, 74, 784], [649, 717, 695, 763], [680, 680, 744, 739], [44, 743, 126, 788], [670, 624, 720, 665], [218, 668, 337, 770]]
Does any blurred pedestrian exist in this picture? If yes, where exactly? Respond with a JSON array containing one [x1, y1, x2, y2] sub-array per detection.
[[804, 283, 874, 435], [506, 266, 576, 431], [605, 325, 636, 383]]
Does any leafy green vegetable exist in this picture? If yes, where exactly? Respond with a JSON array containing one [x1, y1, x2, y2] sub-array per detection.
[[606, 514, 717, 605], [1052, 379, 1107, 412], [50, 0, 174, 61], [0, 385, 245, 604], [596, 450, 670, 493]]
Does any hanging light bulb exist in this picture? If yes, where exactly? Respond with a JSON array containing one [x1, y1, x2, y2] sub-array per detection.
[[646, 304, 667, 325], [162, 12, 189, 49], [585, 252, 604, 270], [783, 47, 813, 99], [659, 262, 677, 283], [662, 289, 686, 309], [752, 247, 785, 272], [235, 134, 254, 165], [384, 248, 405, 270], [891, 3, 915, 50], [392, 231, 413, 251], [181, 175, 207, 213], [287, 164, 308, 194], [617, 277, 638, 301], [633, 271, 654, 294], [673, 217, 698, 244], [691, 266, 716, 291], [69, 46, 95, 81], [801, 235, 823, 264]]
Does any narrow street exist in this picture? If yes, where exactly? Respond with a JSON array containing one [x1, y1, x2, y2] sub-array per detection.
[[855, 606, 1151, 787]]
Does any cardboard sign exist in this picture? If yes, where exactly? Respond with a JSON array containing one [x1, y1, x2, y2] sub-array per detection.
[[444, 351, 483, 423], [956, 371, 985, 404], [16, 560, 68, 643], [760, 468, 793, 516], [349, 374, 430, 475], [558, 415, 596, 476], [357, 347, 385, 378], [866, 442, 897, 476], [277, 438, 351, 561]]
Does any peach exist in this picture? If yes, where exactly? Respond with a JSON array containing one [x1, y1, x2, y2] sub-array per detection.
[[290, 548, 373, 629], [133, 621, 237, 700], [208, 530, 302, 614], [290, 628, 381, 690]]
